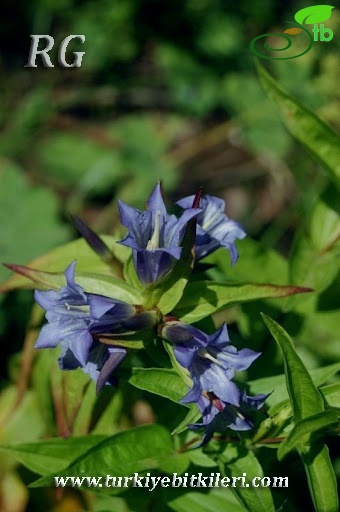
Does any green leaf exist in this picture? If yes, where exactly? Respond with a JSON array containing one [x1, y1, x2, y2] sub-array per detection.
[[265, 382, 340, 420], [309, 186, 340, 252], [163, 341, 193, 389], [278, 410, 338, 460], [117, 368, 189, 405], [287, 187, 340, 311], [256, 62, 340, 185], [123, 254, 143, 291], [99, 336, 145, 350], [169, 488, 245, 512], [248, 362, 340, 408], [294, 5, 334, 25], [30, 424, 178, 487], [262, 315, 339, 512], [173, 281, 312, 323], [205, 444, 276, 512], [0, 387, 45, 472], [320, 383, 340, 409], [261, 314, 325, 421], [0, 235, 120, 293], [206, 238, 288, 285], [31, 349, 57, 436], [2, 265, 142, 304], [303, 444, 339, 512], [289, 235, 339, 306], [171, 405, 201, 435], [186, 446, 219, 468], [0, 436, 106, 476], [253, 382, 340, 442]]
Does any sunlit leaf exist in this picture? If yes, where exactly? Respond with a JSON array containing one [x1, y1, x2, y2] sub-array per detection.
[[261, 314, 325, 420], [30, 424, 186, 487], [0, 436, 106, 476], [248, 362, 340, 408], [257, 62, 340, 185], [169, 488, 245, 512], [278, 410, 338, 460], [0, 236, 120, 293], [117, 367, 189, 405], [173, 281, 312, 323], [262, 315, 339, 512], [1, 265, 141, 304], [205, 443, 276, 512]]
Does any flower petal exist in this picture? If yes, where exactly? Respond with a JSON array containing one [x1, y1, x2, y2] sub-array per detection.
[[67, 329, 94, 367], [34, 323, 62, 348], [216, 347, 261, 372], [96, 347, 127, 393], [147, 183, 167, 213]]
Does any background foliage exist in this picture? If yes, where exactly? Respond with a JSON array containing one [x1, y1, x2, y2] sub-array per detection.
[[0, 1, 339, 511]]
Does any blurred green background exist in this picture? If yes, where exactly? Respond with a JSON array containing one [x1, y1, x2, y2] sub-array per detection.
[[1, 0, 340, 511]]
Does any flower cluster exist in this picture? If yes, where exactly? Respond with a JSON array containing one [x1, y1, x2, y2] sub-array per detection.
[[34, 260, 156, 392], [162, 322, 268, 444], [32, 183, 266, 444]]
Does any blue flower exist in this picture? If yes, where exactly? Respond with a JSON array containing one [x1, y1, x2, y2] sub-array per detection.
[[176, 194, 246, 264], [59, 340, 127, 392], [118, 183, 199, 284], [162, 322, 260, 406], [190, 391, 268, 445], [34, 260, 135, 377]]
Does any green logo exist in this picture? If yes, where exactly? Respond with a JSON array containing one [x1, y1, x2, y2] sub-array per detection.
[[250, 5, 334, 60]]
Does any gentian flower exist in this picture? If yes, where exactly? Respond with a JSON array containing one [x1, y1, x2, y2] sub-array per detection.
[[190, 391, 268, 445], [34, 260, 138, 384], [118, 183, 199, 284], [162, 322, 260, 406], [59, 340, 127, 392], [176, 194, 246, 264]]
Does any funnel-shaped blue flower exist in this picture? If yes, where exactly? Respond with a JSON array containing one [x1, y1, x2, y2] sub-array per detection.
[[177, 194, 246, 263], [118, 183, 199, 284], [162, 322, 260, 406], [190, 391, 268, 445], [34, 260, 135, 381]]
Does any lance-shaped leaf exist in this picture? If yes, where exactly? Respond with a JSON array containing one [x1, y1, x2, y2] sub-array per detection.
[[257, 62, 340, 186], [72, 215, 123, 276], [204, 443, 276, 512], [172, 405, 201, 435], [0, 436, 106, 476], [30, 424, 188, 487], [0, 235, 122, 293], [248, 362, 340, 408], [294, 5, 334, 25], [304, 444, 338, 512], [1, 264, 141, 303], [261, 314, 325, 420], [278, 410, 338, 460], [117, 367, 189, 405], [262, 314, 339, 512], [168, 488, 245, 512], [173, 281, 312, 323]]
